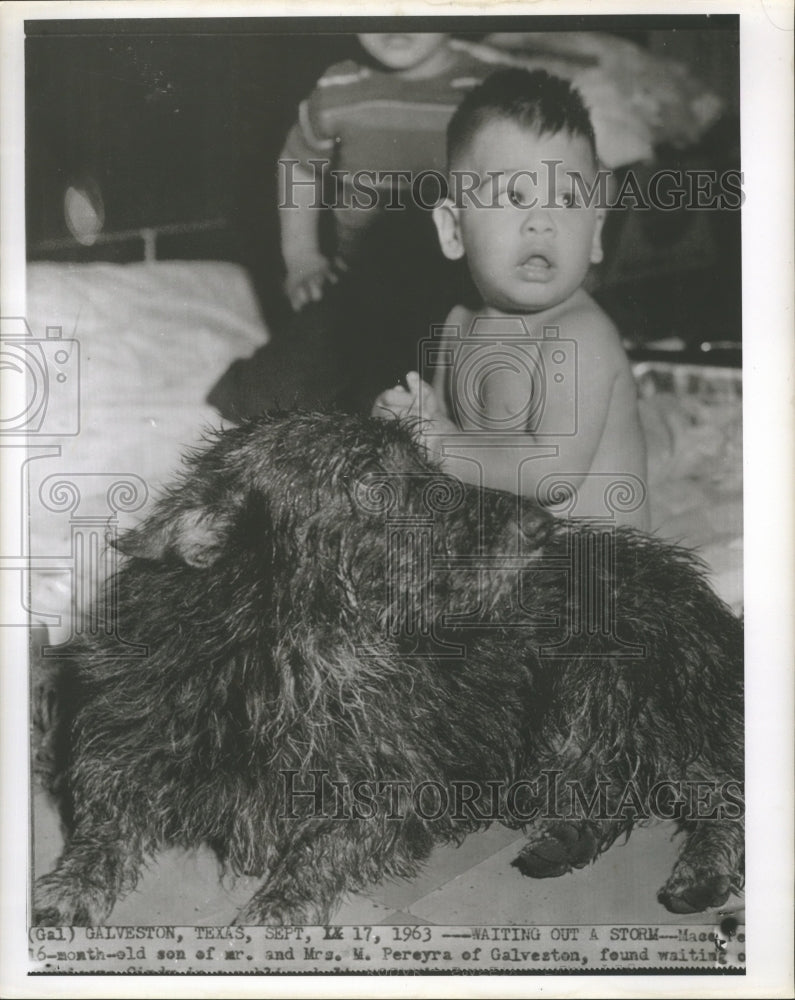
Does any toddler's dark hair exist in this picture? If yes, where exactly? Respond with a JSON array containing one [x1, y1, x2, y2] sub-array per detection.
[[447, 68, 597, 168]]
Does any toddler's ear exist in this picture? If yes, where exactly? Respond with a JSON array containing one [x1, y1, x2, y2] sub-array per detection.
[[590, 208, 607, 265], [432, 199, 465, 261]]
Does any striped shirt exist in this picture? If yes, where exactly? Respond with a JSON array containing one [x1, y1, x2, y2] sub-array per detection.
[[280, 40, 522, 261]]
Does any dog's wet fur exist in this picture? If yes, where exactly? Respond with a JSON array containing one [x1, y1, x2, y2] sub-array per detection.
[[33, 411, 743, 925]]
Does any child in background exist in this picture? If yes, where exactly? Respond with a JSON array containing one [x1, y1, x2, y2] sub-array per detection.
[[208, 33, 519, 421], [279, 33, 518, 309], [373, 69, 649, 529]]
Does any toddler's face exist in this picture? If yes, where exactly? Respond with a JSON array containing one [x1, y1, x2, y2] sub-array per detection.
[[357, 33, 450, 73], [436, 119, 605, 315]]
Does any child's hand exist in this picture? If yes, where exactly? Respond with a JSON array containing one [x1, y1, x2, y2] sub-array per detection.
[[371, 372, 438, 422], [284, 253, 343, 311], [371, 383, 415, 421], [404, 371, 439, 420]]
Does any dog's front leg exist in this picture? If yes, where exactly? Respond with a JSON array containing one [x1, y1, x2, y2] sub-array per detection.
[[232, 820, 420, 926], [232, 833, 350, 926], [33, 829, 144, 926]]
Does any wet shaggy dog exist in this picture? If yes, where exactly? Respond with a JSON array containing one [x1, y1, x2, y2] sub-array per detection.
[[34, 412, 744, 925]]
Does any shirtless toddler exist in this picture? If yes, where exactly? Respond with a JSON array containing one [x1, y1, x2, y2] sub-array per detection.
[[374, 69, 649, 529]]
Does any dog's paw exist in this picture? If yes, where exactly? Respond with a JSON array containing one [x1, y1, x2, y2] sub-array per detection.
[[34, 876, 108, 927], [658, 872, 733, 914], [32, 899, 95, 927], [512, 822, 600, 879], [33, 906, 68, 927]]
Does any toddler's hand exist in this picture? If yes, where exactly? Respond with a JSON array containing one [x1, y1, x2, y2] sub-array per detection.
[[371, 372, 438, 422], [371, 383, 415, 421], [404, 372, 439, 420], [284, 253, 342, 311]]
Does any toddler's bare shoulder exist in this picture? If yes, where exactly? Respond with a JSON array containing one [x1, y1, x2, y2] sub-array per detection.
[[561, 296, 626, 360]]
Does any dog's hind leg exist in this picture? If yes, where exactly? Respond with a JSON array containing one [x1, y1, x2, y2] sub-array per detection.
[[34, 827, 145, 926], [507, 763, 642, 879], [512, 821, 601, 878]]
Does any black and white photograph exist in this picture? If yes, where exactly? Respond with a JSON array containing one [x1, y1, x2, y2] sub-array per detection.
[[0, 1, 792, 994]]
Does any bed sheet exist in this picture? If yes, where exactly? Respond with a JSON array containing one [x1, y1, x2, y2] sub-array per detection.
[[638, 368, 743, 613], [24, 261, 268, 639]]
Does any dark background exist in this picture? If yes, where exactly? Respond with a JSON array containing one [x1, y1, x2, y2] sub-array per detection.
[[25, 17, 742, 348]]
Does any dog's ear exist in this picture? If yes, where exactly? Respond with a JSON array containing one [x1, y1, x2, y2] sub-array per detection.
[[113, 507, 235, 568]]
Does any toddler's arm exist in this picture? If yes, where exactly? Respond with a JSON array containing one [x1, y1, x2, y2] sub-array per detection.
[[279, 165, 341, 311], [278, 74, 346, 312]]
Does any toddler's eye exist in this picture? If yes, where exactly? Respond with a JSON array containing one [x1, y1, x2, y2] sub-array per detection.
[[559, 191, 576, 208], [508, 187, 528, 208]]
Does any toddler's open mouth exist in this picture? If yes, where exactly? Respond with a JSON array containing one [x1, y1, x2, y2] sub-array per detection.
[[518, 253, 554, 280]]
